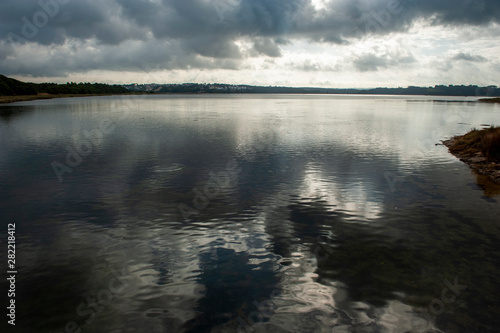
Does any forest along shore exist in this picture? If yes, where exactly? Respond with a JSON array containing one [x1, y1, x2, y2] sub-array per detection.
[[0, 94, 122, 104], [0, 74, 131, 104], [443, 127, 500, 183]]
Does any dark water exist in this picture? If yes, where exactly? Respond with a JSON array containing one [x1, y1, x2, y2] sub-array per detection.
[[1, 94, 499, 333]]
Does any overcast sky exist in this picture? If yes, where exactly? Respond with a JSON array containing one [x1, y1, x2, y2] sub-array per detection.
[[1, 0, 499, 87]]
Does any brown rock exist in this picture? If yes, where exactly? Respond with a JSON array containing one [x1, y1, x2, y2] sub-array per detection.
[[468, 156, 488, 163]]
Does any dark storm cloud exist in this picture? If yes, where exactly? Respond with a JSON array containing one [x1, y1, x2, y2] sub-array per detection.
[[252, 38, 282, 57], [408, 0, 497, 26], [0, 38, 241, 77], [0, 0, 148, 45], [0, 0, 498, 76], [4, 0, 499, 46]]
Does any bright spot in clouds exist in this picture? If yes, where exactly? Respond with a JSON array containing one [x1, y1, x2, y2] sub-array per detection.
[[0, 0, 499, 87]]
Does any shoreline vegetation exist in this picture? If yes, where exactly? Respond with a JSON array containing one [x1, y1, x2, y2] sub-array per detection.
[[478, 97, 500, 103], [0, 74, 131, 104], [2, 75, 500, 105], [443, 127, 500, 184]]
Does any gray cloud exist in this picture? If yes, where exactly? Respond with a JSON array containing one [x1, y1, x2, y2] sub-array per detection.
[[181, 36, 243, 59], [353, 51, 416, 72], [353, 54, 389, 72], [0, 0, 499, 76], [452, 52, 488, 62], [252, 38, 282, 57], [1, 1, 148, 45], [0, 39, 244, 77], [288, 59, 340, 72], [4, 1, 500, 45]]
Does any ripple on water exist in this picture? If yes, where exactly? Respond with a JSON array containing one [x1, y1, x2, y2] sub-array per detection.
[[150, 163, 184, 173], [3, 96, 500, 332]]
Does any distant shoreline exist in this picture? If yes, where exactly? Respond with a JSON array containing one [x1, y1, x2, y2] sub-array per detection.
[[0, 93, 144, 104], [478, 97, 500, 103], [3, 75, 500, 101], [2, 93, 500, 105]]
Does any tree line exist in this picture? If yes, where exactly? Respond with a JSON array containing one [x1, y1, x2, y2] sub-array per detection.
[[0, 75, 129, 96], [134, 82, 500, 97], [2, 74, 499, 97]]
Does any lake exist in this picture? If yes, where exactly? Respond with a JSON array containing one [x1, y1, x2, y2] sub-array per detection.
[[1, 94, 499, 333]]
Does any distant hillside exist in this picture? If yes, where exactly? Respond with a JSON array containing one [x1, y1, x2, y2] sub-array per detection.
[[2, 74, 498, 97], [0, 75, 37, 96], [123, 83, 500, 97], [36, 82, 129, 95], [0, 75, 129, 96]]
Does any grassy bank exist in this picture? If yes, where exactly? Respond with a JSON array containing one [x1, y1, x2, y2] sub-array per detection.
[[448, 127, 500, 161], [443, 126, 500, 183]]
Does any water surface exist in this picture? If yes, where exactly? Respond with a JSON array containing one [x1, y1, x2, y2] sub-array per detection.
[[1, 94, 499, 333]]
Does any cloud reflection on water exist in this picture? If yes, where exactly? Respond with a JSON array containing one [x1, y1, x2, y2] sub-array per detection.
[[1, 95, 499, 332]]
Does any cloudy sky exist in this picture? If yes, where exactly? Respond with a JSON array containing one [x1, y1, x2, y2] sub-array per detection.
[[1, 0, 499, 87]]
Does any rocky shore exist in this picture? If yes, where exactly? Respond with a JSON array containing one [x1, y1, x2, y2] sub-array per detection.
[[443, 133, 500, 183]]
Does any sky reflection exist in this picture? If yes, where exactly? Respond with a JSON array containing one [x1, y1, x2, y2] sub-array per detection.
[[1, 95, 499, 332]]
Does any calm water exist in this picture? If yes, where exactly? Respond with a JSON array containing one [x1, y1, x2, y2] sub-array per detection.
[[1, 94, 500, 333]]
